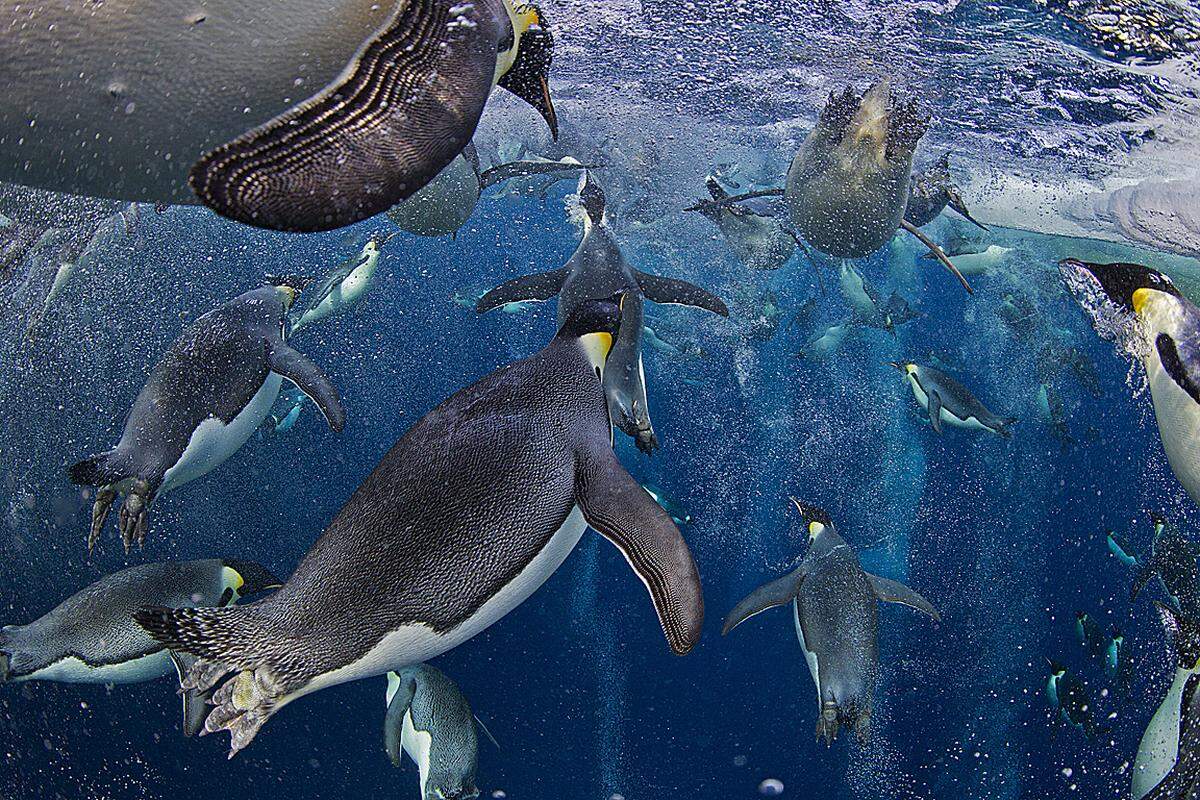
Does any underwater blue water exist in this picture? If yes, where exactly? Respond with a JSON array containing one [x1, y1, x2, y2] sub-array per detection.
[[1, 182, 1195, 799]]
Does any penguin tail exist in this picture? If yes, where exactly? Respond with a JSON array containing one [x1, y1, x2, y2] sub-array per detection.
[[67, 450, 127, 487], [134, 605, 288, 757]]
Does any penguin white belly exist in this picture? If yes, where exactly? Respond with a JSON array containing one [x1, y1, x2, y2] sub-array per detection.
[[20, 649, 172, 684], [301, 507, 589, 697], [1133, 667, 1196, 799], [1146, 355, 1200, 504], [793, 600, 822, 707], [401, 710, 434, 798], [907, 377, 990, 432], [160, 373, 284, 494], [294, 260, 380, 330]]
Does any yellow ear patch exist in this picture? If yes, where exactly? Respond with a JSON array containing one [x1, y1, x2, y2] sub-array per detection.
[[579, 331, 613, 371], [808, 521, 825, 538], [1132, 287, 1151, 315], [222, 566, 246, 593], [512, 2, 540, 31]]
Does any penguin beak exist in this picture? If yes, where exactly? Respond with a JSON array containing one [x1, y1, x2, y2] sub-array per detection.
[[497, 19, 558, 140]]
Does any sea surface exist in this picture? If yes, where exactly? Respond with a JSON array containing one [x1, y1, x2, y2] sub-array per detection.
[[4, 0, 1200, 798]]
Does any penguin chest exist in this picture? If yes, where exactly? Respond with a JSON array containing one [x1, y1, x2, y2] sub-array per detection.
[[22, 649, 173, 685], [1145, 352, 1200, 503], [303, 508, 589, 695], [401, 710, 434, 798], [160, 373, 284, 493], [1133, 667, 1195, 799]]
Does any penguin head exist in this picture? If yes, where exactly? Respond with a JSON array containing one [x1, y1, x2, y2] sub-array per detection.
[[221, 560, 284, 600], [558, 294, 624, 378], [789, 496, 832, 540], [1059, 259, 1181, 337], [266, 275, 314, 309], [1147, 509, 1168, 535], [1046, 658, 1067, 677], [887, 361, 917, 379], [497, 4, 558, 139]]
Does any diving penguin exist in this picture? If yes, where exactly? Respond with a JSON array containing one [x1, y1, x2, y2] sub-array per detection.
[[1045, 660, 1106, 739], [135, 296, 705, 757], [2, 0, 559, 232], [1059, 259, 1200, 510], [782, 82, 972, 293], [475, 171, 729, 453], [1075, 611, 1106, 659], [387, 142, 594, 237], [289, 237, 389, 335], [0, 559, 278, 736], [890, 362, 1017, 437], [687, 175, 797, 271], [1131, 514, 1200, 617], [1133, 602, 1200, 799], [385, 664, 486, 800], [722, 499, 940, 744], [69, 279, 347, 552], [903, 153, 989, 231]]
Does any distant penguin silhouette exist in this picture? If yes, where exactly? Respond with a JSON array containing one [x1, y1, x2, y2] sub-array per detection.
[[1045, 659, 1106, 738], [68, 279, 346, 552], [476, 171, 729, 453], [722, 499, 939, 744], [0, 559, 278, 736], [135, 296, 704, 757], [688, 175, 796, 271], [1131, 514, 1200, 617]]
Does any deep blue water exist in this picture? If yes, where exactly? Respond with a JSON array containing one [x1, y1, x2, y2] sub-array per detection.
[[2, 182, 1198, 799]]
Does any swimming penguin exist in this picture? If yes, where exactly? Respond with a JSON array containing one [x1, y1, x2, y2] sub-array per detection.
[[0, 559, 278, 736], [289, 238, 387, 335], [925, 245, 1013, 277], [748, 289, 786, 343], [1131, 514, 1200, 617], [1109, 532, 1140, 567], [475, 172, 729, 453], [1133, 602, 1200, 799], [1060, 259, 1200, 510], [1075, 611, 1106, 659], [1105, 629, 1133, 692], [722, 499, 940, 744], [1045, 660, 1106, 738], [687, 176, 796, 271], [641, 483, 693, 525], [890, 362, 1018, 437], [903, 154, 989, 231], [837, 263, 916, 335], [797, 322, 855, 361], [783, 82, 972, 293], [1036, 383, 1074, 449], [2, 0, 559, 232], [387, 143, 593, 237], [135, 296, 705, 757], [385, 664, 483, 800], [68, 279, 346, 552]]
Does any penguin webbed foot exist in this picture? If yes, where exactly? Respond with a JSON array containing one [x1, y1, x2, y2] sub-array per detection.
[[634, 428, 659, 455], [816, 706, 839, 746], [87, 487, 116, 555], [202, 667, 284, 758], [117, 484, 152, 553]]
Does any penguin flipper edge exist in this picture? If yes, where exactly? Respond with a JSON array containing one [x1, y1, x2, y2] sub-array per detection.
[[721, 567, 808, 636], [268, 343, 347, 433], [928, 390, 944, 434], [865, 574, 941, 621], [576, 449, 704, 655], [476, 268, 569, 313], [634, 270, 729, 317], [384, 672, 417, 767]]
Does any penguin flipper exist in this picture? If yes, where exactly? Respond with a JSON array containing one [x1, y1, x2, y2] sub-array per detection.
[[1155, 333, 1200, 407], [384, 672, 417, 767], [188, 0, 500, 232], [169, 650, 214, 737], [475, 267, 569, 313], [865, 574, 941, 621], [267, 344, 346, 433], [478, 160, 593, 190], [1131, 558, 1161, 603], [722, 568, 807, 636], [927, 391, 944, 434], [634, 270, 729, 317], [576, 448, 704, 656]]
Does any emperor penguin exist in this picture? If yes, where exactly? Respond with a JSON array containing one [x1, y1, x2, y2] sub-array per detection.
[[687, 176, 797, 271], [903, 153, 989, 230], [475, 171, 729, 453], [385, 665, 484, 800], [1059, 259, 1200, 509], [722, 499, 940, 744], [1131, 514, 1200, 617], [0, 559, 279, 736], [1, 0, 559, 232], [387, 142, 593, 237], [890, 361, 1017, 437], [68, 279, 347, 552], [135, 296, 705, 757], [1045, 659, 1106, 738], [289, 238, 386, 335], [783, 83, 972, 293], [1133, 602, 1200, 799]]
